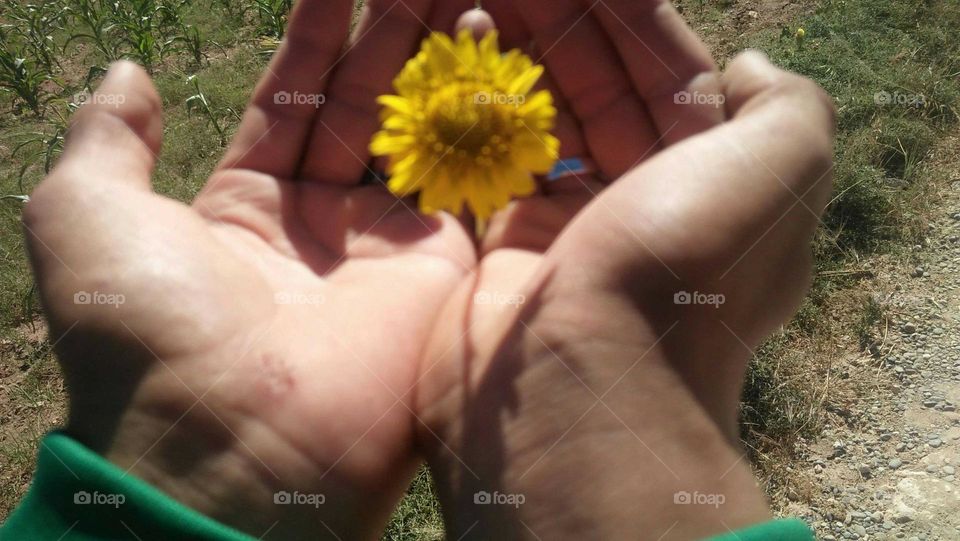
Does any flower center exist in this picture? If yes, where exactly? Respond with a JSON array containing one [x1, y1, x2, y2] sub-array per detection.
[[422, 82, 515, 167]]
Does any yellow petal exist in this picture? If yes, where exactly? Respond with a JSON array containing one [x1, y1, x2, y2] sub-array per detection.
[[518, 90, 555, 117], [508, 65, 545, 96], [377, 95, 415, 116], [370, 132, 415, 156], [513, 133, 560, 173], [387, 154, 427, 195], [478, 30, 501, 71], [419, 171, 453, 215], [504, 166, 536, 196], [455, 29, 478, 70]]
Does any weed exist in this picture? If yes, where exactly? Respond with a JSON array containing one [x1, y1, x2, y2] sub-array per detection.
[[185, 74, 239, 147], [254, 0, 293, 38], [0, 42, 56, 116]]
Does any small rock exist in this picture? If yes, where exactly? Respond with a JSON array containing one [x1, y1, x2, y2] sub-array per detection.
[[902, 323, 917, 334], [858, 464, 873, 479], [944, 465, 956, 475], [831, 442, 847, 459], [888, 458, 903, 469]]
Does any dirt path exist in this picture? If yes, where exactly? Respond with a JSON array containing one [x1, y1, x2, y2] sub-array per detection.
[[790, 139, 960, 540]]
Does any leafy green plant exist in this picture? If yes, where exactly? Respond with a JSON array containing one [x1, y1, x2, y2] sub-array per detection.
[[65, 0, 121, 61], [66, 0, 191, 72], [216, 0, 252, 22], [1, 2, 67, 74], [11, 105, 71, 188], [0, 39, 56, 116], [255, 0, 293, 38], [185, 75, 239, 146], [108, 0, 169, 72], [175, 23, 205, 67]]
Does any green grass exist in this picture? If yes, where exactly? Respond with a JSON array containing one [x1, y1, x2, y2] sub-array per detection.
[[382, 468, 445, 541], [728, 0, 960, 494], [2, 0, 960, 534]]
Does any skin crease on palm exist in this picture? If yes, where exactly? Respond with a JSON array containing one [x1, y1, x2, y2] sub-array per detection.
[[20, 1, 834, 541]]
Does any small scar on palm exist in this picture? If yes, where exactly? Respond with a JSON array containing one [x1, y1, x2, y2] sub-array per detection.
[[255, 353, 296, 398]]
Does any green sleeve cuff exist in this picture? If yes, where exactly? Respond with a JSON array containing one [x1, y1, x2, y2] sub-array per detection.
[[1, 431, 255, 541], [3, 434, 814, 541], [703, 518, 815, 540]]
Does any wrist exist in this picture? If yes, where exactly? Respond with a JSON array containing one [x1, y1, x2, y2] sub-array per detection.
[[66, 389, 268, 522], [423, 296, 771, 540], [63, 369, 296, 537]]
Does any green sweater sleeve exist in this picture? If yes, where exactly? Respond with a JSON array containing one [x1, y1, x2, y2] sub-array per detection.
[[0, 431, 254, 541], [703, 518, 815, 540], [3, 432, 814, 541]]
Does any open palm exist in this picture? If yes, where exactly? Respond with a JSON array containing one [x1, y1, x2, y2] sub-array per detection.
[[415, 2, 834, 538], [24, 1, 480, 539]]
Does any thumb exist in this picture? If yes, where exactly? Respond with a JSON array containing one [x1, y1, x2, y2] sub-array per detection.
[[22, 61, 165, 324], [56, 60, 163, 189]]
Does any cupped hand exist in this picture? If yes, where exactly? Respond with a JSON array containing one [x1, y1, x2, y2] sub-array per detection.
[[23, 1, 479, 539], [415, 2, 835, 540]]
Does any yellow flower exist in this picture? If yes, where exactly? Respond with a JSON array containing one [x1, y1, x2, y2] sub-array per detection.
[[795, 27, 806, 39], [369, 29, 560, 225]]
